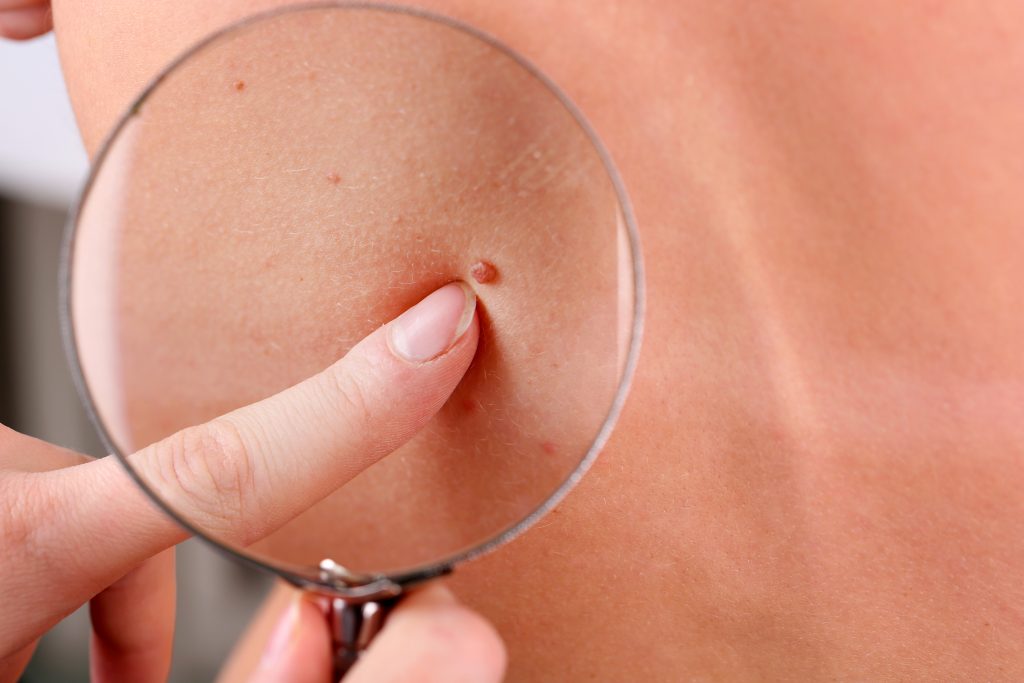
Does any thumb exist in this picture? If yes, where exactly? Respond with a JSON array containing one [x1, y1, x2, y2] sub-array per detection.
[[42, 282, 479, 584], [247, 592, 332, 683], [246, 584, 506, 683]]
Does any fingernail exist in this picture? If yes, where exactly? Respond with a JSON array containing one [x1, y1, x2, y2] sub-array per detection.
[[388, 282, 476, 363], [258, 593, 301, 670]]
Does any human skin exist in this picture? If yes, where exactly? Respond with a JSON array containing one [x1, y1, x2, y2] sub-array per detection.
[[0, 276, 506, 683], [68, 7, 623, 571], [51, 1, 1024, 681]]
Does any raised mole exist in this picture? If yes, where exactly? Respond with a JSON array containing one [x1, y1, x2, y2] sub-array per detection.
[[470, 260, 498, 284]]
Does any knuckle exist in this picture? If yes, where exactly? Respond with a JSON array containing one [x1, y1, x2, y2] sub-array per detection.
[[148, 421, 258, 541], [319, 358, 377, 427], [0, 475, 35, 550], [0, 473, 64, 569]]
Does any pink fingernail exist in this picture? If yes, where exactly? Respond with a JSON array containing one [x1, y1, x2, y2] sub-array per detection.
[[388, 282, 476, 363]]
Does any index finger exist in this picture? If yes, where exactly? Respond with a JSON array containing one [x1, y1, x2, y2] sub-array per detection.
[[39, 282, 478, 591]]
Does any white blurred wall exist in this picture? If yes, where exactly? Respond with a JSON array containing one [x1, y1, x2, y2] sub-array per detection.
[[0, 34, 87, 206]]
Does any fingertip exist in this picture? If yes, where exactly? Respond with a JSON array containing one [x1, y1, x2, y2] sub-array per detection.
[[436, 600, 508, 682], [295, 593, 334, 665], [248, 590, 331, 683], [89, 550, 176, 683], [0, 7, 52, 41], [452, 302, 481, 357], [387, 281, 479, 364], [349, 583, 507, 683]]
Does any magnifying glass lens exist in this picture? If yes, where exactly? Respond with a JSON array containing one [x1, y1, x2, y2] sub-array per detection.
[[69, 5, 639, 578]]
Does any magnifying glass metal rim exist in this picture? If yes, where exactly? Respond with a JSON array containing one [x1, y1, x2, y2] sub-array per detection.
[[59, 0, 646, 599]]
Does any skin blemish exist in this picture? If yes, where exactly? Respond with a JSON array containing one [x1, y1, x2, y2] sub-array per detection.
[[541, 441, 557, 455], [326, 172, 342, 185], [470, 260, 498, 284], [461, 399, 477, 414], [233, 80, 246, 92]]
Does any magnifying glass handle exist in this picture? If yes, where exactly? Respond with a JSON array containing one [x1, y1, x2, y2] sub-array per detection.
[[329, 595, 400, 679]]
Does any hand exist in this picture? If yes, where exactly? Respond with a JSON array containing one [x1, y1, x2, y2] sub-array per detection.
[[0, 282, 490, 682], [0, 0, 51, 40], [245, 584, 506, 683]]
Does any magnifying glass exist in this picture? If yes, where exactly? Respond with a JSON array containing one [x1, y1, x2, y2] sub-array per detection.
[[61, 2, 643, 675]]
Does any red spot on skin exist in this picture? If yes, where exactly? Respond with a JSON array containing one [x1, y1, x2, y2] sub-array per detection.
[[461, 399, 477, 414], [233, 80, 246, 92], [470, 260, 498, 284], [541, 441, 557, 455], [326, 172, 341, 184]]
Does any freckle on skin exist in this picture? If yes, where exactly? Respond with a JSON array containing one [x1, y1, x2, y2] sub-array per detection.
[[326, 172, 341, 184], [470, 260, 498, 284], [233, 80, 246, 92]]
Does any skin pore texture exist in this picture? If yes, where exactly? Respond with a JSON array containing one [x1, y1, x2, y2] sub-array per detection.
[[53, 1, 1024, 681]]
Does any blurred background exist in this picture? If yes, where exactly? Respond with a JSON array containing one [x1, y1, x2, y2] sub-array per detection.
[[1, 34, 272, 682]]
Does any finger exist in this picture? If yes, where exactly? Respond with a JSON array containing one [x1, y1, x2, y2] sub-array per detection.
[[0, 0, 49, 8], [0, 283, 476, 654], [134, 280, 480, 546], [0, 6, 51, 40], [0, 638, 38, 683], [89, 548, 176, 683], [37, 282, 478, 588], [246, 591, 331, 683], [347, 584, 506, 683], [217, 582, 293, 683], [0, 423, 87, 473]]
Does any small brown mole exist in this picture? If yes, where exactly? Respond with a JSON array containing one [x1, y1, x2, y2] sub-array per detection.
[[233, 80, 246, 92], [470, 260, 498, 284], [326, 172, 342, 185]]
